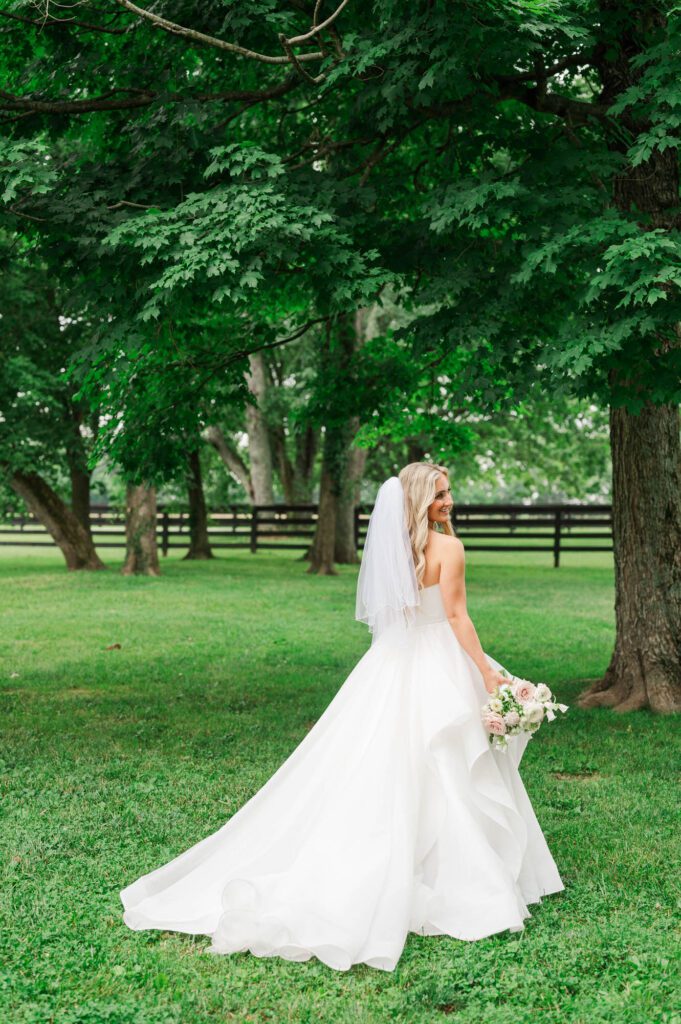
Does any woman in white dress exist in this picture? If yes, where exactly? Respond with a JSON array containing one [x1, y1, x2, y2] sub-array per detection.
[[121, 462, 565, 972]]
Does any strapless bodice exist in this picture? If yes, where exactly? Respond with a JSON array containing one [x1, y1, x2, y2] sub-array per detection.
[[412, 583, 447, 625]]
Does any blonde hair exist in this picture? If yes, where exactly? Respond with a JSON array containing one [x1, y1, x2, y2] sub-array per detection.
[[398, 462, 455, 588]]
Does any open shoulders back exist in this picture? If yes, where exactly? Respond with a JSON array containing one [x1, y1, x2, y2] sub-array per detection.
[[421, 531, 464, 588]]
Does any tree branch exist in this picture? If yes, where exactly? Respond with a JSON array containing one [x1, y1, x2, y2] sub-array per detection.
[[214, 318, 331, 370], [7, 205, 48, 222], [143, 317, 330, 425], [198, 77, 300, 104], [0, 77, 300, 116], [166, 318, 329, 378], [353, 120, 424, 184], [107, 200, 158, 211], [0, 10, 131, 35], [497, 80, 608, 124], [0, 91, 155, 115], [114, 0, 326, 65], [202, 425, 254, 499], [417, 78, 608, 128], [278, 33, 325, 84], [288, 0, 350, 44]]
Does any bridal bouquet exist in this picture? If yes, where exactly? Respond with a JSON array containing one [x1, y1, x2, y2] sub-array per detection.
[[481, 670, 568, 752]]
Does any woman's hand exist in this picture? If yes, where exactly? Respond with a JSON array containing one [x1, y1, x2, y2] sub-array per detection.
[[482, 668, 507, 695]]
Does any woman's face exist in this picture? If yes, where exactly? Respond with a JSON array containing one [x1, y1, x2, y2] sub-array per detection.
[[427, 473, 453, 527]]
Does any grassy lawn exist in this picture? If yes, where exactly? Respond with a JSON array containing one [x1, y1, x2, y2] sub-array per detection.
[[1, 547, 678, 1024]]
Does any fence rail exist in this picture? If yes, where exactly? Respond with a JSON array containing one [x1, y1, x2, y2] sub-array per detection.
[[0, 502, 613, 566]]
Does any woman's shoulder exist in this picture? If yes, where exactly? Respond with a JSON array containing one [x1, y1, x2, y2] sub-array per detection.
[[431, 530, 464, 553]]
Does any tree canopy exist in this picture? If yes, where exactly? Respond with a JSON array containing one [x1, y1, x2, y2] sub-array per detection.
[[2, 1, 677, 435], [1, 0, 680, 710]]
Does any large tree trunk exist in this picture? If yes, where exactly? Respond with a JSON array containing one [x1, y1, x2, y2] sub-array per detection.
[[270, 424, 296, 505], [307, 445, 338, 576], [334, 417, 367, 565], [332, 309, 373, 564], [203, 425, 254, 502], [271, 422, 320, 504], [293, 424, 319, 503], [245, 352, 274, 505], [68, 462, 92, 539], [9, 470, 105, 571], [307, 315, 360, 575], [579, 404, 681, 713], [122, 483, 160, 576], [65, 403, 93, 539], [183, 449, 214, 560], [578, 13, 681, 713]]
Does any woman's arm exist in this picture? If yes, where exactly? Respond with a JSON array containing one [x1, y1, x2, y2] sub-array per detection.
[[438, 537, 505, 695]]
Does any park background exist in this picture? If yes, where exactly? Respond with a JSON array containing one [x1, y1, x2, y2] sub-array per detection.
[[1, 1, 679, 1023]]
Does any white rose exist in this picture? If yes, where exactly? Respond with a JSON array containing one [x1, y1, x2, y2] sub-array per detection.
[[524, 701, 545, 724], [490, 698, 503, 713], [535, 683, 551, 702]]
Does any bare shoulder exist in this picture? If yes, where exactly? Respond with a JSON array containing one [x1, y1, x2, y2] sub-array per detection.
[[433, 532, 464, 558], [432, 530, 463, 548]]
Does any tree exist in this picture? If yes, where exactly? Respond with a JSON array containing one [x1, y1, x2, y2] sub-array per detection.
[[321, 0, 681, 710], [391, 2, 681, 713], [183, 448, 214, 560], [244, 352, 275, 505], [0, 245, 105, 570], [122, 483, 160, 576]]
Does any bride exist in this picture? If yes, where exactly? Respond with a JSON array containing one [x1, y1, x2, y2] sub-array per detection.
[[121, 462, 565, 972]]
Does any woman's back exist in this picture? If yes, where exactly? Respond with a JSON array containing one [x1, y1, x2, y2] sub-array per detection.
[[421, 528, 461, 589]]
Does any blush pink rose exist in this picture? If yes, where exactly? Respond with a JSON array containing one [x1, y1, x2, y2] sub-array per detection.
[[504, 710, 520, 727], [483, 712, 506, 735], [513, 680, 536, 703]]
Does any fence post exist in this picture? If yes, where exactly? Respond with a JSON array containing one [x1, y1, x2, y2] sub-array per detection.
[[553, 508, 562, 568], [161, 510, 170, 557], [250, 506, 259, 554]]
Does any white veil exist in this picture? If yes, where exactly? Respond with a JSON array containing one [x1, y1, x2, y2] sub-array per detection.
[[355, 476, 420, 645]]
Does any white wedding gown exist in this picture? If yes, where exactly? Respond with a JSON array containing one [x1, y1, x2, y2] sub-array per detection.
[[121, 582, 564, 972]]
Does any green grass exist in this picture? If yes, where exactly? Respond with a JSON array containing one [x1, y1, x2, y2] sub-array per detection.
[[1, 547, 678, 1024]]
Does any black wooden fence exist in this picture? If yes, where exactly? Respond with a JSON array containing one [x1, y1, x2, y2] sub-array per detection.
[[0, 502, 613, 566]]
